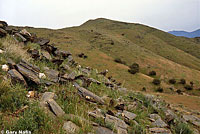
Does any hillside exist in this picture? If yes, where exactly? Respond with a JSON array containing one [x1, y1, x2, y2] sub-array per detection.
[[169, 29, 200, 38], [1, 19, 200, 134]]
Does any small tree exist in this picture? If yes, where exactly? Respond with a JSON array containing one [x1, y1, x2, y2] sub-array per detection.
[[169, 79, 176, 84], [152, 79, 161, 85], [156, 87, 163, 92], [128, 63, 139, 74], [149, 71, 156, 76], [179, 79, 186, 84]]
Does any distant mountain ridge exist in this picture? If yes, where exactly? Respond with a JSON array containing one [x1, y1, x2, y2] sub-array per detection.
[[168, 29, 200, 38]]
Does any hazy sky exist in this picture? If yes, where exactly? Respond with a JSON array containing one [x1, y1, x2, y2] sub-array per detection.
[[0, 0, 199, 32]]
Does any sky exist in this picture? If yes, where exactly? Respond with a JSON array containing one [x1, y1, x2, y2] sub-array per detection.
[[0, 0, 199, 32]]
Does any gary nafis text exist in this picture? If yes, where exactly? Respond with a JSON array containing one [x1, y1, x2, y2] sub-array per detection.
[[1, 130, 31, 134]]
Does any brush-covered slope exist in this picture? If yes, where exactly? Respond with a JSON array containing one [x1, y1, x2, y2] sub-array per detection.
[[24, 18, 200, 97], [1, 19, 200, 134]]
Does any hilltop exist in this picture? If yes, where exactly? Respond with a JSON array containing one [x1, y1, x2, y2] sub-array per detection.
[[169, 29, 200, 38], [0, 19, 200, 134]]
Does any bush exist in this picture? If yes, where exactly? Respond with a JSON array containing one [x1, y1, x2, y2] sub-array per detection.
[[176, 89, 182, 94], [128, 63, 139, 74], [174, 122, 193, 134], [148, 71, 156, 76], [179, 79, 186, 84], [0, 79, 28, 112], [12, 103, 52, 133], [155, 87, 163, 92], [152, 79, 161, 85], [114, 58, 126, 65], [169, 79, 176, 84], [184, 85, 193, 90]]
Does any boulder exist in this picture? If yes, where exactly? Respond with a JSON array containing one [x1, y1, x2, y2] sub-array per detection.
[[35, 38, 50, 46], [105, 114, 128, 133], [88, 109, 105, 119], [7, 58, 16, 69], [51, 58, 64, 66], [73, 82, 105, 105], [63, 121, 80, 134], [42, 44, 57, 55], [47, 99, 65, 117], [54, 49, 71, 59], [0, 21, 8, 29], [14, 33, 27, 42], [164, 109, 176, 123], [95, 126, 115, 134], [16, 64, 40, 85], [41, 50, 52, 61], [8, 69, 27, 86], [44, 68, 59, 83], [182, 115, 200, 127], [41, 92, 58, 102], [19, 60, 40, 75], [150, 114, 168, 128], [28, 49, 40, 59], [0, 28, 7, 37], [122, 110, 137, 120], [149, 128, 171, 134]]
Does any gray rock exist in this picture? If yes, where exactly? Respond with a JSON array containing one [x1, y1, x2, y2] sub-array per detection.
[[150, 114, 168, 128], [117, 128, 128, 134], [51, 58, 64, 66], [41, 50, 52, 61], [88, 109, 104, 119], [19, 60, 40, 74], [73, 82, 105, 105], [7, 58, 16, 69], [95, 126, 115, 134], [149, 128, 171, 134], [0, 28, 7, 37], [44, 68, 59, 83], [54, 49, 71, 59], [8, 69, 27, 86], [47, 99, 65, 117], [105, 114, 128, 130], [63, 121, 80, 133], [152, 118, 168, 128], [36, 38, 50, 46], [41, 92, 57, 102], [0, 20, 8, 29], [122, 110, 137, 120], [14, 33, 27, 42], [183, 115, 200, 127], [164, 109, 176, 123], [16, 64, 40, 84]]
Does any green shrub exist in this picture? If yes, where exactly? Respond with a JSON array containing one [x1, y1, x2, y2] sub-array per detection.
[[184, 85, 193, 90], [13, 103, 52, 133], [148, 71, 156, 76], [155, 87, 163, 92], [169, 79, 176, 84], [152, 79, 161, 85], [0, 79, 28, 112], [174, 122, 193, 134], [179, 79, 186, 84], [128, 63, 139, 74]]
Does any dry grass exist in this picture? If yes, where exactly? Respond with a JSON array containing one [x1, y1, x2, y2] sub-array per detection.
[[1, 36, 32, 62]]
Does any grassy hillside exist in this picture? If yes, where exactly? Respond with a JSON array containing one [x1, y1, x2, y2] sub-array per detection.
[[22, 18, 200, 95], [1, 19, 200, 134]]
